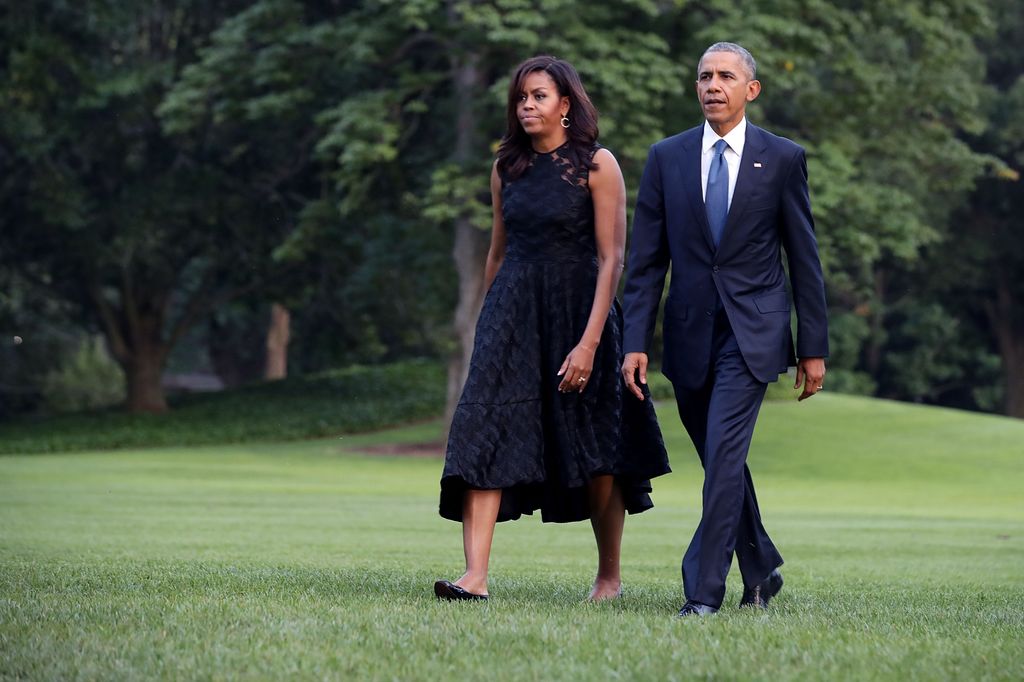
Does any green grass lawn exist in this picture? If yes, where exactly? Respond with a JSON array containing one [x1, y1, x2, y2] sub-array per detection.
[[1, 394, 1022, 680]]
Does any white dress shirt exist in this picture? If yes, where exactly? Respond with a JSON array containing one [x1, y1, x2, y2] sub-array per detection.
[[700, 117, 747, 209]]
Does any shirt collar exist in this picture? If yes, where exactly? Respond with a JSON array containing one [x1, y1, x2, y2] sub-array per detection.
[[702, 117, 747, 157]]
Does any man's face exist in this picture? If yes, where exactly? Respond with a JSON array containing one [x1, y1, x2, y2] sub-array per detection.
[[695, 51, 761, 135]]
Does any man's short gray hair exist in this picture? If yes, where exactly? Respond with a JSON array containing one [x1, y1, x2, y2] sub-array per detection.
[[699, 42, 757, 80]]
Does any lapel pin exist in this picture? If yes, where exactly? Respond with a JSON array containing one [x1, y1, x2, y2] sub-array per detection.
[[753, 162, 763, 168]]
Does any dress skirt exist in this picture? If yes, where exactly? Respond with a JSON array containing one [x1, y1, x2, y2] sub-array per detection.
[[439, 257, 670, 523]]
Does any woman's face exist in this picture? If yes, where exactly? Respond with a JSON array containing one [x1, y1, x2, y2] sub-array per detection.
[[516, 70, 569, 137]]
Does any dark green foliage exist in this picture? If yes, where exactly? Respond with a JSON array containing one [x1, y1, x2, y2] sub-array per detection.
[[40, 336, 126, 412], [157, 0, 463, 371], [1, 0, 1022, 419], [645, 373, 674, 402], [0, 271, 82, 416], [915, 0, 1024, 417], [0, 0, 283, 411], [682, 1, 997, 410], [0, 360, 444, 454]]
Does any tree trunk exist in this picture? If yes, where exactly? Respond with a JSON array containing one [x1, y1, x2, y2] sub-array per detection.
[[265, 303, 290, 380], [986, 269, 1024, 419], [446, 217, 489, 425], [124, 339, 169, 413], [1004, 340, 1024, 419], [443, 50, 489, 431], [91, 283, 171, 414]]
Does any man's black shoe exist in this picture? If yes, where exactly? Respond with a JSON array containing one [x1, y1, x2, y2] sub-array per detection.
[[740, 569, 783, 608], [677, 600, 718, 617]]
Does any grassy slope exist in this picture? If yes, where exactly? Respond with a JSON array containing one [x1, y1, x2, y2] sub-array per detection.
[[1, 394, 1022, 680]]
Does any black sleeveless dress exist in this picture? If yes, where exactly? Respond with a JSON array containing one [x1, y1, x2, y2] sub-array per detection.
[[439, 143, 670, 523]]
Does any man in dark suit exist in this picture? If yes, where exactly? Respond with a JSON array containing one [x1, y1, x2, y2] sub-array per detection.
[[621, 42, 828, 617]]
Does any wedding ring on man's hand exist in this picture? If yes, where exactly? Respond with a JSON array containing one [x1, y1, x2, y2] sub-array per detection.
[[816, 385, 823, 389]]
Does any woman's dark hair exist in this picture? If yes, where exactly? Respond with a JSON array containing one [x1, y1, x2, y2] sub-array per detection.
[[496, 56, 599, 181]]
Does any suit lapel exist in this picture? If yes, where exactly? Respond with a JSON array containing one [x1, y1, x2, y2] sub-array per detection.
[[674, 130, 716, 252], [719, 124, 769, 251]]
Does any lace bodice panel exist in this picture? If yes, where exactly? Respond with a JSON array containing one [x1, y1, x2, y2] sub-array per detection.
[[500, 144, 600, 263]]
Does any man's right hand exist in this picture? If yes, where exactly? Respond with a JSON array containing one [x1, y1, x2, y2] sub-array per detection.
[[621, 352, 649, 401]]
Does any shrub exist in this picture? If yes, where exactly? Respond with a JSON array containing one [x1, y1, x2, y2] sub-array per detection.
[[40, 336, 125, 413], [0, 360, 445, 455]]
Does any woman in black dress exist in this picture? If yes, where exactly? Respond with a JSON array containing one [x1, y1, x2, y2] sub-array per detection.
[[435, 56, 670, 602]]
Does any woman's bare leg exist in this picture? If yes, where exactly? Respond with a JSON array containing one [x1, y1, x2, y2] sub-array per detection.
[[453, 488, 501, 596], [588, 475, 625, 601]]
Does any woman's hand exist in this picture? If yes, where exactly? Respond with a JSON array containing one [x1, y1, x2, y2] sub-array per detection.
[[557, 343, 596, 393]]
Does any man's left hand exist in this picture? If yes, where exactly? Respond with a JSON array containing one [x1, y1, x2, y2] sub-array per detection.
[[795, 357, 826, 401]]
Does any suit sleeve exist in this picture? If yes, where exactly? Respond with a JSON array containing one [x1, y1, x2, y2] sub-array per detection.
[[779, 148, 829, 359], [622, 144, 671, 354]]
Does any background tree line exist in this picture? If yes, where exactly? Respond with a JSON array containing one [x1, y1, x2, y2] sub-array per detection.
[[1, 0, 1021, 419]]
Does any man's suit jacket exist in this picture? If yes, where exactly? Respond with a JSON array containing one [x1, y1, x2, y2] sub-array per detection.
[[623, 122, 829, 388]]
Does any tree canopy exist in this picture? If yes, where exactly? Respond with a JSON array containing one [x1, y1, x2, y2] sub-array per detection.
[[1, 0, 1021, 418]]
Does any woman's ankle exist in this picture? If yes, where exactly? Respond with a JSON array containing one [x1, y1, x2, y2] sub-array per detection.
[[454, 572, 489, 595], [588, 575, 622, 600]]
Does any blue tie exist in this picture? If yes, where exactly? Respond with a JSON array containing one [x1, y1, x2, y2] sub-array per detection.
[[705, 139, 729, 246]]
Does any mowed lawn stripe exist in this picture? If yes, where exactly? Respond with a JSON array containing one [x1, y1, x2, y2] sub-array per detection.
[[1, 394, 1022, 680]]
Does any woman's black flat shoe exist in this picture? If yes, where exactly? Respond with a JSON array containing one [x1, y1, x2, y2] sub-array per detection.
[[434, 579, 488, 601]]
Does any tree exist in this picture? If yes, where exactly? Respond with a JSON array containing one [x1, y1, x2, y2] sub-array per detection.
[[920, 0, 1024, 416], [0, 0, 268, 412], [0, 270, 79, 416], [3, 0, 1016, 421], [683, 0, 994, 398], [306, 0, 685, 425], [160, 0, 459, 380]]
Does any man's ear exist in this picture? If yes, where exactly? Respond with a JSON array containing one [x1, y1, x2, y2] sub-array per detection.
[[746, 79, 762, 102]]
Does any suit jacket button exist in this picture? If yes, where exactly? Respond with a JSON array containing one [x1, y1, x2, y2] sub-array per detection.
[[712, 265, 719, 273], [705, 309, 714, 316]]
